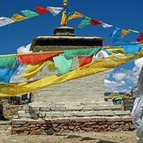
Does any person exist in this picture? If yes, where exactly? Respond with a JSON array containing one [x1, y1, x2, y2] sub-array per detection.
[[131, 66, 143, 143]]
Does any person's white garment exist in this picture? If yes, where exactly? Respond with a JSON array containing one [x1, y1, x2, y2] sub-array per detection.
[[131, 66, 143, 143]]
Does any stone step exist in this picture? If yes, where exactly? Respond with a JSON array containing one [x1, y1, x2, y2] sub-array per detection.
[[17, 110, 131, 119], [26, 102, 122, 113]]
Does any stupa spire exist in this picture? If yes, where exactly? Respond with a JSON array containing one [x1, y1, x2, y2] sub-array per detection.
[[61, 0, 68, 26]]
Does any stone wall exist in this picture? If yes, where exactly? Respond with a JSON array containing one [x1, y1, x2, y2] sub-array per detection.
[[12, 117, 135, 135]]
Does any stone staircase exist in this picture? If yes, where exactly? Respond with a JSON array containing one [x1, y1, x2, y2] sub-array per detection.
[[16, 102, 131, 120]]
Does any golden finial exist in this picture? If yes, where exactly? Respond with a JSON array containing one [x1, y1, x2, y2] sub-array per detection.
[[61, 0, 68, 26], [63, 0, 68, 9]]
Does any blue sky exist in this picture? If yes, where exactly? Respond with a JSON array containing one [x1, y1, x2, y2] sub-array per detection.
[[1, 0, 143, 92]]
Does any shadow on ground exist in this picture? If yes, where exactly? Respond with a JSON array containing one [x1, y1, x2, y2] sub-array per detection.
[[63, 134, 117, 143]]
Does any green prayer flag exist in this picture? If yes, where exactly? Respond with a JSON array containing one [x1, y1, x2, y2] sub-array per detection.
[[78, 17, 91, 28], [0, 56, 17, 68], [53, 55, 73, 76], [64, 47, 102, 59], [21, 10, 39, 18]]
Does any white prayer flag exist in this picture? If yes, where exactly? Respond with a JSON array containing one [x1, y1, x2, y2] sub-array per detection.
[[47, 7, 63, 16], [0, 17, 14, 27], [101, 22, 113, 28]]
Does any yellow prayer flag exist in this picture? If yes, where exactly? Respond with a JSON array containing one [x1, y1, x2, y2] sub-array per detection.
[[11, 14, 27, 22], [107, 47, 125, 54], [60, 11, 67, 26], [47, 61, 56, 72], [19, 62, 46, 80], [68, 12, 84, 21], [121, 29, 130, 37]]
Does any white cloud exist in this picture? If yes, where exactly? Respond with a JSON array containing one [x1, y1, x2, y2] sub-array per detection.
[[104, 61, 143, 93], [113, 72, 126, 81], [17, 43, 32, 53]]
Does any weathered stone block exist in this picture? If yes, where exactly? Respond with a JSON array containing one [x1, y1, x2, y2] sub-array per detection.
[[12, 119, 27, 125]]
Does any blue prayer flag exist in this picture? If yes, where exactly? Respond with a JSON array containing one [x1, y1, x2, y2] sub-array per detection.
[[122, 44, 142, 54]]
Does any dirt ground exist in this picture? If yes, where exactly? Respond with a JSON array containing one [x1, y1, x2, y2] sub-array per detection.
[[0, 124, 137, 143], [1, 132, 137, 143]]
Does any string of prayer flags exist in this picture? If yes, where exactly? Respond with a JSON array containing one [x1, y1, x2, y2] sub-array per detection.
[[122, 44, 142, 54], [121, 29, 131, 37], [47, 7, 63, 16], [64, 47, 101, 60], [18, 52, 62, 65], [21, 10, 39, 18], [78, 55, 93, 67], [61, 11, 68, 26], [136, 33, 143, 42], [11, 14, 27, 22], [34, 6, 50, 15], [0, 51, 142, 96], [0, 17, 14, 27], [0, 56, 17, 69], [19, 62, 46, 79], [111, 27, 130, 46], [68, 12, 84, 21], [78, 17, 92, 28], [91, 19, 102, 26], [53, 55, 73, 75]]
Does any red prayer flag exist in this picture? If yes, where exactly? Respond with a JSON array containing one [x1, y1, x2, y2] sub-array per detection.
[[91, 19, 102, 26], [34, 6, 50, 15], [78, 55, 93, 67], [18, 52, 62, 65], [136, 33, 143, 42]]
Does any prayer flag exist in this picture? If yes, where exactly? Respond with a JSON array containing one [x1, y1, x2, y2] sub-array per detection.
[[53, 55, 72, 75], [11, 14, 27, 22], [129, 29, 140, 34], [47, 61, 56, 72], [0, 62, 19, 83], [64, 47, 101, 59], [136, 33, 143, 42], [61, 11, 67, 26], [122, 44, 142, 54], [91, 19, 102, 26], [47, 7, 63, 16], [101, 22, 113, 28], [21, 10, 39, 18], [68, 12, 84, 21], [121, 29, 130, 37], [19, 62, 46, 79], [78, 55, 93, 67], [18, 52, 62, 65], [0, 17, 14, 27], [111, 27, 121, 38], [78, 17, 91, 28], [35, 6, 50, 15], [0, 56, 17, 68]]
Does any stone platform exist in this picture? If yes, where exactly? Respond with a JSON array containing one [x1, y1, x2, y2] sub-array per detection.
[[11, 102, 134, 135], [12, 116, 134, 135]]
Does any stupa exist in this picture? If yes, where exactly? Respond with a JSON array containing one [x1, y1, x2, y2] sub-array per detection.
[[12, 0, 133, 135]]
